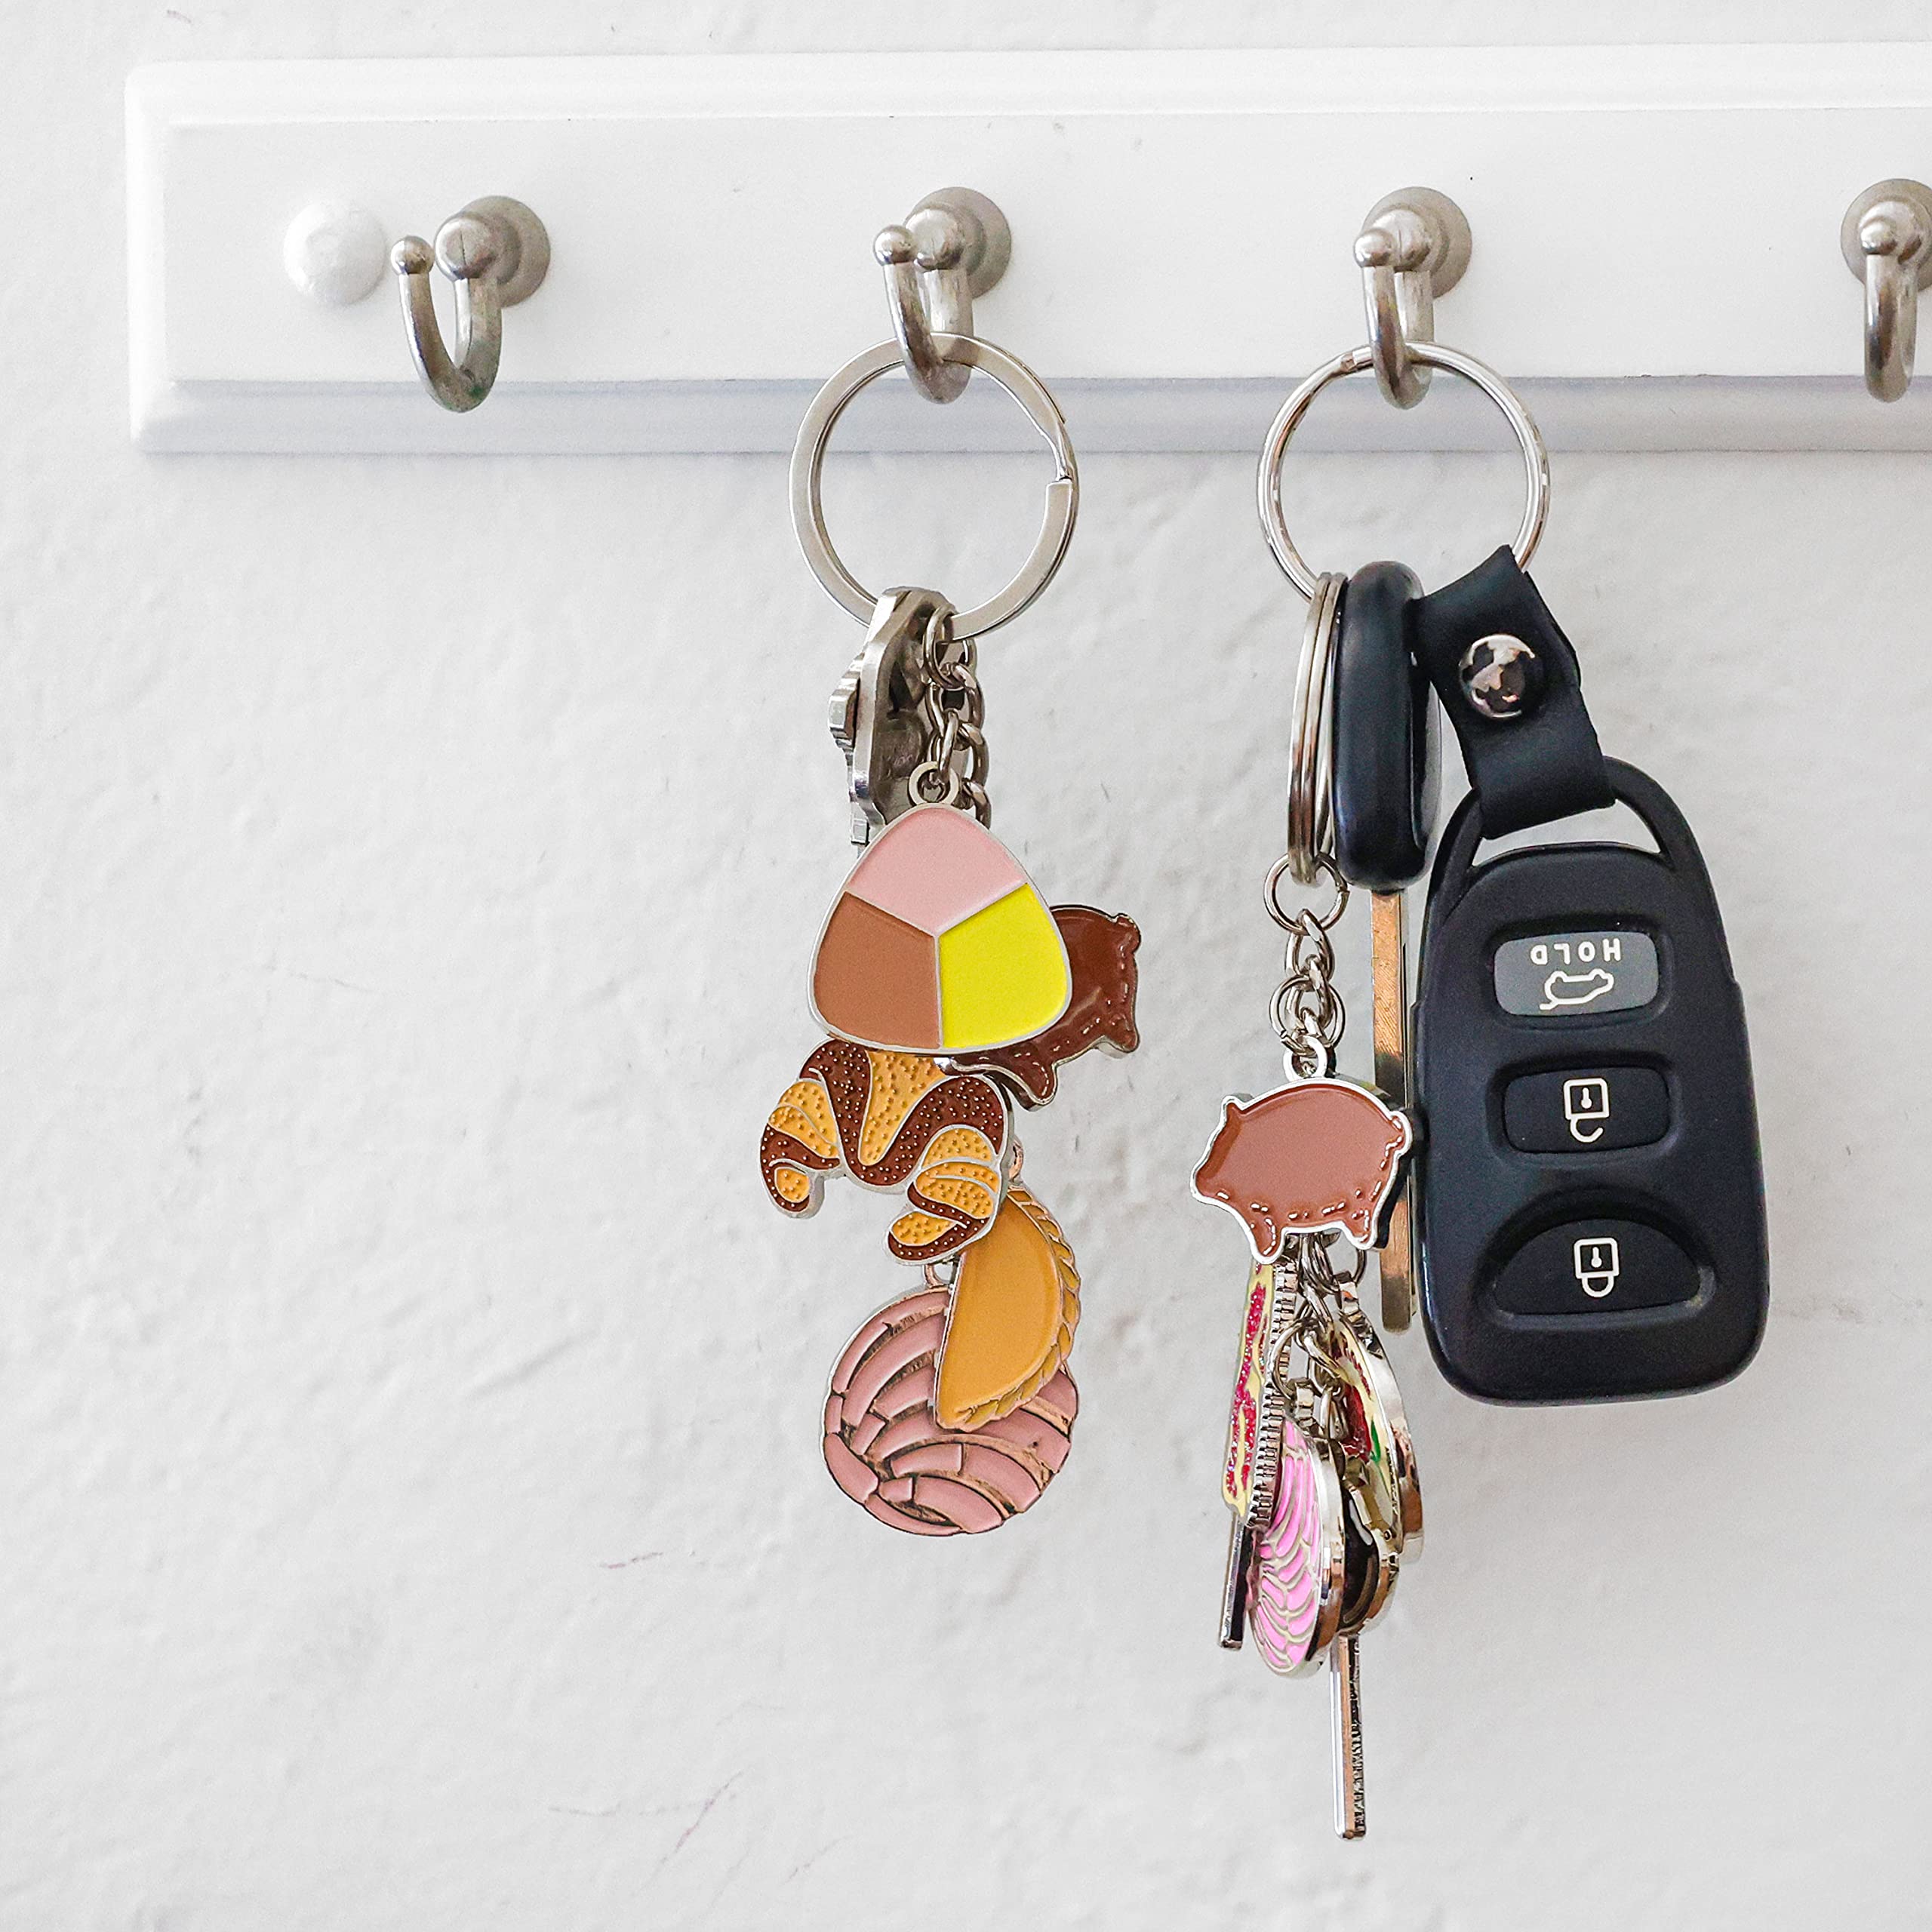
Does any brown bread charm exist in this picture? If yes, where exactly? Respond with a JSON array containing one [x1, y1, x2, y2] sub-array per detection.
[[761, 1041, 1011, 1263]]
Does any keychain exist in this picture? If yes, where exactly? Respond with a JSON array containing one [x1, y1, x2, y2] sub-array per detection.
[[1191, 552, 1422, 1838], [1220, 191, 1770, 1833], [764, 192, 1140, 1536], [1263, 365, 1767, 1401]]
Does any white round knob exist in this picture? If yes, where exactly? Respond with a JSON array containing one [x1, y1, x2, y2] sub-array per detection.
[[283, 201, 389, 306]]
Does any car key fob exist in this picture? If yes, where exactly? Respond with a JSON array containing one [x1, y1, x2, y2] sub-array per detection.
[[1413, 758, 1768, 1401]]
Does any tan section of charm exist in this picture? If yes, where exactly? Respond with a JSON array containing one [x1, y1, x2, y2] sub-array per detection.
[[855, 1053, 951, 1166], [934, 1182, 1080, 1431], [769, 1080, 838, 1160]]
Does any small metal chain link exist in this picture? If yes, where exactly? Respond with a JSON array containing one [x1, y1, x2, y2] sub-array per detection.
[[1264, 1233, 1361, 1448], [906, 613, 992, 824], [1263, 851, 1349, 1078]]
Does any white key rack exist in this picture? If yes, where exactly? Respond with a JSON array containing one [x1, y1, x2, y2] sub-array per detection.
[[126, 47, 1932, 454]]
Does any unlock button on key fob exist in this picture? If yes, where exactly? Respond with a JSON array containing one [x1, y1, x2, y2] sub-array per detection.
[[1491, 1220, 1700, 1317], [1501, 1066, 1669, 1152]]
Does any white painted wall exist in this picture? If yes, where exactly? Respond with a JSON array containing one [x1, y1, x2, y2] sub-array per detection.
[[3, 6, 1929, 1928]]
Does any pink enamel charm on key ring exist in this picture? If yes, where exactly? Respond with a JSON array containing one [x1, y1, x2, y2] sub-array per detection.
[[822, 1286, 1078, 1536], [1247, 1414, 1348, 1676]]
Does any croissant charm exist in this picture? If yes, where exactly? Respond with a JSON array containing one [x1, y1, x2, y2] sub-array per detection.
[[761, 1041, 1011, 1263]]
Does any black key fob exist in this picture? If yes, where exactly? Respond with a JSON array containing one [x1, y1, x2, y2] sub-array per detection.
[[1413, 759, 1768, 1401]]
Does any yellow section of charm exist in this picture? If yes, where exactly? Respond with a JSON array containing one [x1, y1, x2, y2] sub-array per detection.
[[936, 885, 1071, 1051]]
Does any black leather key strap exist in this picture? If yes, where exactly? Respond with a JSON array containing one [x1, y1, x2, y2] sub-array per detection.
[[1409, 546, 1614, 837]]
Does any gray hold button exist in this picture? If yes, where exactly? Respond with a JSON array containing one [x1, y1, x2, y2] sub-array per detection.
[[1493, 930, 1659, 1018]]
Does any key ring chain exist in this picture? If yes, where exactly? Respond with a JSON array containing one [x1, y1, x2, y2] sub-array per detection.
[[788, 333, 1079, 640], [1201, 192, 1767, 1842], [1257, 339, 1552, 600], [763, 189, 1141, 1543]]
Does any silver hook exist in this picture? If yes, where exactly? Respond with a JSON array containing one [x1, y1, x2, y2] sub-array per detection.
[[1841, 180, 1932, 403], [872, 187, 1013, 405], [388, 196, 550, 413], [1354, 188, 1472, 410]]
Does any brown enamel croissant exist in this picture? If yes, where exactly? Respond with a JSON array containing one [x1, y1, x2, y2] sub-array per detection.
[[761, 1041, 1010, 1263]]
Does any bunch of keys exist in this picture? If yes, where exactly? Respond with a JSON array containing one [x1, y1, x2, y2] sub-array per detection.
[[1192, 567, 1423, 1838], [1217, 1235, 1420, 1838], [1199, 195, 1769, 1838]]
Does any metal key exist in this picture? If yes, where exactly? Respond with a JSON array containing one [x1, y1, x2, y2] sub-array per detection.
[[1371, 888, 1416, 1331], [1307, 1266, 1402, 1839], [1330, 1633, 1366, 1838], [1219, 1518, 1253, 1649], [1325, 1494, 1394, 1839], [1326, 1491, 1393, 1839]]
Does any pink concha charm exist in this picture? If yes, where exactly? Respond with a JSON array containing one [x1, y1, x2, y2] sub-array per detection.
[[823, 1287, 1078, 1536], [1246, 1414, 1348, 1675]]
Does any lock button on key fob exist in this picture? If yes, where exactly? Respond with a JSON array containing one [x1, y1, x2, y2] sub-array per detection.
[[1414, 760, 1769, 1402]]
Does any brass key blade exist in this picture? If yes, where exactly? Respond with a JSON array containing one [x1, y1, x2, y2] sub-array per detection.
[[1330, 1632, 1367, 1838], [1371, 889, 1416, 1332]]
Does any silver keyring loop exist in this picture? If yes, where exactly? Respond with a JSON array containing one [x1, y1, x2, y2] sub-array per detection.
[[789, 334, 1079, 641], [1263, 851, 1348, 935], [1287, 571, 1343, 884], [1257, 340, 1551, 600]]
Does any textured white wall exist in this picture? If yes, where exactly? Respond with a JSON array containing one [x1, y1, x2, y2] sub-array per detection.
[[3, 5, 1930, 1929]]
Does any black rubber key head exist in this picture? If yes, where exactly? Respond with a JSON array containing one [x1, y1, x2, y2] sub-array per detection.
[[1333, 561, 1438, 890]]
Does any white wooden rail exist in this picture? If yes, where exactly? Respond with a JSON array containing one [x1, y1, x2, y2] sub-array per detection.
[[126, 47, 1932, 452]]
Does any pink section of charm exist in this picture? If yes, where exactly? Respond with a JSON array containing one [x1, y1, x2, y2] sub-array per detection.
[[840, 805, 1026, 937]]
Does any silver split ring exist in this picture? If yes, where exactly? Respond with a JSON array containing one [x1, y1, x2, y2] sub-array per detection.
[[1287, 571, 1344, 884], [1257, 340, 1550, 600], [1264, 850, 1348, 936], [790, 334, 1078, 641]]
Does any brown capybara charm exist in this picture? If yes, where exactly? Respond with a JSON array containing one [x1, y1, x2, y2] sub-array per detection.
[[1192, 1078, 1415, 1261]]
